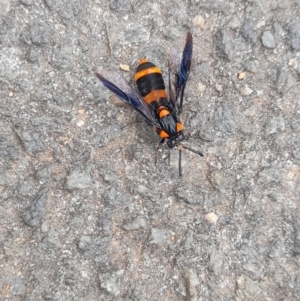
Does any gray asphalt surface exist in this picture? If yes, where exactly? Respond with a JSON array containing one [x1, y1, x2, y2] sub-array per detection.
[[0, 0, 300, 300]]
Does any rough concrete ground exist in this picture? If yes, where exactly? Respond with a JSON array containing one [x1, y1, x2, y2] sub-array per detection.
[[0, 0, 300, 300]]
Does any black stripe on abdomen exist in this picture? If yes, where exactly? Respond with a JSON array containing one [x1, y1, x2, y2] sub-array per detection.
[[136, 73, 166, 97]]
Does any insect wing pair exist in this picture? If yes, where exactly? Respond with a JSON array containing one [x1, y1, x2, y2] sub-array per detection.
[[96, 32, 203, 176]]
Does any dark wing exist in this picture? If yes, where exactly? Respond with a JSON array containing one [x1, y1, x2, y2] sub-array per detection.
[[168, 32, 193, 113], [96, 71, 159, 127]]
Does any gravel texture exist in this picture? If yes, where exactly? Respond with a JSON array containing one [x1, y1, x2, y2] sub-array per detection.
[[0, 1, 300, 301]]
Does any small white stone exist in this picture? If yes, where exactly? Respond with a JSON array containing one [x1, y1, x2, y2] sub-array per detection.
[[215, 83, 223, 92], [197, 82, 206, 93], [193, 15, 206, 30], [76, 119, 85, 127], [238, 72, 246, 80], [205, 212, 218, 224], [288, 59, 297, 69], [119, 63, 130, 71]]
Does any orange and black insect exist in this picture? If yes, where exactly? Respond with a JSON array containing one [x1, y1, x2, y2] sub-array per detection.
[[96, 32, 203, 176]]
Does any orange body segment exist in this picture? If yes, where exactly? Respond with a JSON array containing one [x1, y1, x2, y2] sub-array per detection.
[[158, 130, 169, 138], [139, 58, 148, 64], [134, 66, 162, 81], [143, 89, 167, 105], [176, 122, 183, 132], [153, 125, 169, 139], [158, 108, 170, 118]]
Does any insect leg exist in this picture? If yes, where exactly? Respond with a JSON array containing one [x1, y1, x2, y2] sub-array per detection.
[[157, 138, 165, 150], [178, 149, 182, 176]]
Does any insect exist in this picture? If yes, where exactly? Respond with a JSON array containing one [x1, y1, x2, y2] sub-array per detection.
[[96, 32, 203, 176]]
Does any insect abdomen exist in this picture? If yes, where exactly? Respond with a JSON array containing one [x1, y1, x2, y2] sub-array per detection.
[[135, 59, 167, 106]]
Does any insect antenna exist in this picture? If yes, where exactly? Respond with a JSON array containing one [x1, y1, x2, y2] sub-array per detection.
[[182, 145, 204, 157], [177, 145, 203, 176]]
